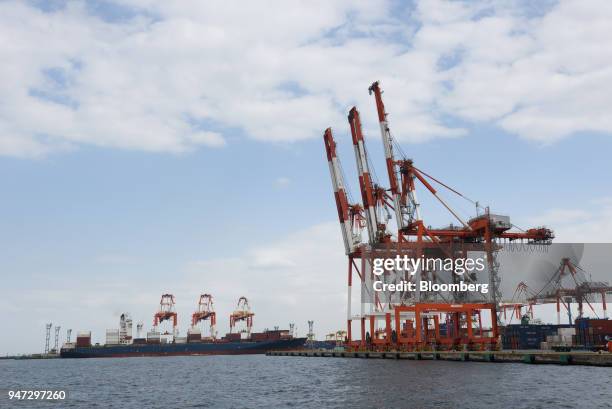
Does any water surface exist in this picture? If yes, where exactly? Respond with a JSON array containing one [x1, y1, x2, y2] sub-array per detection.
[[1, 355, 610, 408]]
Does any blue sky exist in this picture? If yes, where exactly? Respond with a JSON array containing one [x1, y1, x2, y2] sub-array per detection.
[[1, 0, 612, 354]]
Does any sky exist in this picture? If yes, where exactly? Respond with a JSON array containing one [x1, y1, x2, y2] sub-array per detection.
[[1, 0, 612, 354]]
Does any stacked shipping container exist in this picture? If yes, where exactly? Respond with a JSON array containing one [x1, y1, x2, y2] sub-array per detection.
[[575, 318, 612, 348], [502, 319, 612, 350], [146, 331, 161, 344], [105, 329, 120, 345], [501, 324, 573, 350], [76, 331, 91, 347]]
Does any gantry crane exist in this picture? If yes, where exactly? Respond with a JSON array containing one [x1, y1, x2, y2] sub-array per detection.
[[323, 81, 554, 351], [500, 282, 534, 323], [191, 293, 217, 339], [153, 293, 178, 336], [527, 258, 611, 324], [230, 296, 254, 337]]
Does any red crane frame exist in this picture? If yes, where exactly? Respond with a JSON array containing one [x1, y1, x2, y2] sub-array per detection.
[[153, 293, 178, 334], [324, 81, 554, 351], [229, 296, 254, 336], [191, 293, 217, 339]]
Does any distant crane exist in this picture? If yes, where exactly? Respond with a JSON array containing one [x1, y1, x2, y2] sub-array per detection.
[[153, 294, 178, 336], [192, 293, 217, 339], [325, 330, 347, 347], [230, 297, 254, 337], [306, 321, 315, 348], [53, 326, 61, 353], [500, 282, 534, 324], [66, 329, 72, 344], [528, 258, 611, 324], [44, 323, 52, 354]]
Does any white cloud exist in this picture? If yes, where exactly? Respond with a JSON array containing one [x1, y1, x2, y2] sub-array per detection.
[[434, 0, 612, 142], [187, 131, 225, 148], [525, 198, 612, 242], [1, 0, 611, 158]]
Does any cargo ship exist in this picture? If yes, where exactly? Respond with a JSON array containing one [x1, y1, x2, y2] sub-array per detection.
[[61, 329, 306, 358], [60, 294, 306, 358]]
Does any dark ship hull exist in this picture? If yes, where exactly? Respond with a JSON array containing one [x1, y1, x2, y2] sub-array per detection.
[[61, 337, 306, 358]]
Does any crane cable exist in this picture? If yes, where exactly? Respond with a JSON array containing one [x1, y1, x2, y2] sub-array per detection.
[[389, 132, 482, 211], [390, 134, 538, 235]]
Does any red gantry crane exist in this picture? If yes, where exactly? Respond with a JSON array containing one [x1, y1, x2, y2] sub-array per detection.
[[153, 293, 178, 336], [323, 81, 554, 351], [500, 282, 535, 323], [527, 258, 611, 324], [230, 296, 254, 337], [191, 293, 217, 340]]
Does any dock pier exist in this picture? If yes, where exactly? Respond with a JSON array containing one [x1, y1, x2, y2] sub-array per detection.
[[266, 350, 612, 367]]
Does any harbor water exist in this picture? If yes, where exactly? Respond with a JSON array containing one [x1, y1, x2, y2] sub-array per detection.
[[1, 355, 610, 408]]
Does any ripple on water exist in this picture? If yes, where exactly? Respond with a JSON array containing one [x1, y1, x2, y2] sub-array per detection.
[[0, 355, 610, 409]]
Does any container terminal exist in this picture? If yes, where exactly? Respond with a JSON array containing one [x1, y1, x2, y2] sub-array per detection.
[[59, 294, 305, 358], [24, 81, 610, 365], [268, 81, 612, 367]]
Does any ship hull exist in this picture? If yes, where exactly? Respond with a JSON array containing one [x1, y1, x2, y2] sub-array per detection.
[[61, 338, 306, 358]]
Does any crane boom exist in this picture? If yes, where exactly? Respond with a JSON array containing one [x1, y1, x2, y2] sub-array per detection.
[[348, 107, 379, 243], [369, 81, 405, 230], [324, 128, 362, 255]]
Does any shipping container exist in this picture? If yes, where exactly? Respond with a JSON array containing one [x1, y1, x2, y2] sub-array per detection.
[[251, 333, 269, 341], [76, 336, 91, 347], [574, 318, 612, 348], [501, 324, 573, 350], [224, 333, 241, 342]]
